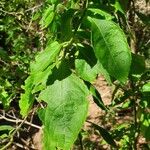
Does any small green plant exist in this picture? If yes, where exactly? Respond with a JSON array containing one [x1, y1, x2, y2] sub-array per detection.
[[20, 0, 132, 149]]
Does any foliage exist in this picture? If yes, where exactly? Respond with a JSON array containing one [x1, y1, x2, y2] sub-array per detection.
[[0, 0, 149, 149]]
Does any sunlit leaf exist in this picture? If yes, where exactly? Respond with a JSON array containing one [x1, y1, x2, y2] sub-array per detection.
[[89, 17, 131, 83], [19, 76, 34, 117], [30, 41, 61, 73], [142, 82, 150, 92], [88, 8, 114, 20], [38, 74, 89, 150], [39, 6, 55, 29]]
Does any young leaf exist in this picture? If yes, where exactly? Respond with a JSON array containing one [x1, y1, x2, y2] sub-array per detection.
[[113, 0, 125, 14], [142, 82, 150, 93], [38, 74, 89, 150], [89, 18, 131, 83], [88, 8, 114, 20], [39, 6, 55, 29], [19, 76, 34, 117], [0, 125, 14, 132]]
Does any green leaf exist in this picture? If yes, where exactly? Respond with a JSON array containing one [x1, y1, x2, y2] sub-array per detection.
[[75, 59, 98, 82], [135, 11, 150, 25], [20, 41, 61, 116], [75, 44, 111, 83], [89, 18, 131, 83], [140, 113, 150, 141], [96, 61, 112, 84], [88, 8, 114, 20], [89, 84, 108, 111], [19, 76, 34, 117], [46, 0, 59, 4], [75, 44, 98, 82], [90, 122, 117, 148], [39, 6, 55, 29], [130, 53, 145, 75], [0, 48, 10, 61], [31, 65, 53, 93], [38, 74, 89, 150], [60, 9, 75, 41], [0, 125, 14, 132], [30, 41, 61, 74], [142, 82, 150, 92], [113, 0, 125, 14]]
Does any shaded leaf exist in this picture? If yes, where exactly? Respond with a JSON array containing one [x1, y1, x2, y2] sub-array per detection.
[[89, 84, 108, 111], [135, 11, 150, 25], [0, 48, 10, 61], [75, 44, 98, 82], [89, 122, 117, 148], [130, 53, 145, 75], [61, 9, 76, 41]]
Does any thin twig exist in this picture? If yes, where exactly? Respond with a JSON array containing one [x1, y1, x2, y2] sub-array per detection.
[[25, 4, 43, 12], [0, 114, 41, 129], [0, 9, 22, 16], [0, 116, 27, 150]]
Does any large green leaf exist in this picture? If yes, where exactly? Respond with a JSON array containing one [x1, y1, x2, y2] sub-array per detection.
[[89, 18, 131, 83], [38, 74, 89, 150], [20, 41, 61, 116]]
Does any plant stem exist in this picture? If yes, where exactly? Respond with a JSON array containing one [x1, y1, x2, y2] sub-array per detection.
[[133, 99, 137, 150], [130, 79, 139, 150], [79, 132, 84, 150]]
